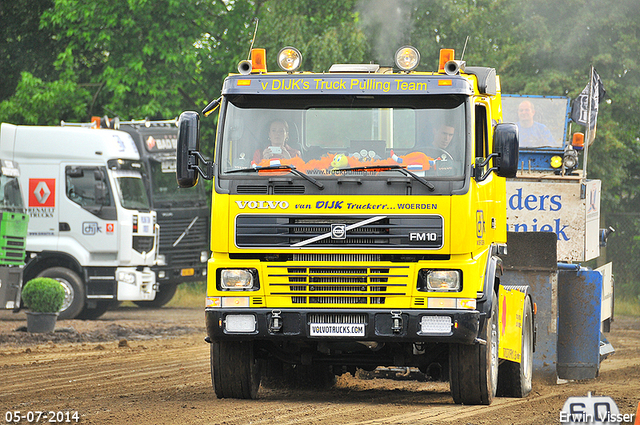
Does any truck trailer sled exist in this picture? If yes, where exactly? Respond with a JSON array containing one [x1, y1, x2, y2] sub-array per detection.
[[61, 118, 210, 307], [0, 159, 29, 310], [175, 46, 533, 405], [0, 123, 158, 319], [500, 94, 615, 382]]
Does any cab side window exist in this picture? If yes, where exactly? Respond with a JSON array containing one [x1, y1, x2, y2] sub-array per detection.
[[475, 103, 489, 177], [65, 166, 117, 220], [475, 103, 489, 159]]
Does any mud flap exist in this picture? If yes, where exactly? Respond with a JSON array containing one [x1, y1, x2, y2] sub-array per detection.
[[497, 285, 529, 363]]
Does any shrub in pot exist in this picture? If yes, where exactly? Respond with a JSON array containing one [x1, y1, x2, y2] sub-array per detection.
[[22, 277, 65, 333]]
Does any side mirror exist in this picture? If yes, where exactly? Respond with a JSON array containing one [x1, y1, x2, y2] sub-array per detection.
[[493, 123, 519, 178], [176, 111, 200, 188]]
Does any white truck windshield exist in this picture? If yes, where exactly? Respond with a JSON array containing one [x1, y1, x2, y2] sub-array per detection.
[[113, 169, 151, 211]]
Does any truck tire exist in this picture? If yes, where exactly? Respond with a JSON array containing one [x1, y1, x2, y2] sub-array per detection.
[[211, 341, 261, 399], [37, 267, 85, 320], [497, 297, 533, 397], [449, 291, 499, 405], [134, 283, 177, 308]]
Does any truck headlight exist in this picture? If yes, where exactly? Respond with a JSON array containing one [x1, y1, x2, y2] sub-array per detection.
[[219, 269, 258, 290], [156, 254, 166, 266], [418, 269, 461, 292], [117, 270, 137, 285], [200, 251, 209, 263]]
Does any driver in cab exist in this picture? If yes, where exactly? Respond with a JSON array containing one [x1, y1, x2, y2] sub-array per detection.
[[253, 119, 301, 163], [427, 124, 455, 161]]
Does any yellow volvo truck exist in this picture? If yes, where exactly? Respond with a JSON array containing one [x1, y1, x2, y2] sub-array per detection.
[[176, 46, 534, 405]]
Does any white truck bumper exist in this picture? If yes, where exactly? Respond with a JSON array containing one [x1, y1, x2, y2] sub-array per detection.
[[116, 267, 157, 301]]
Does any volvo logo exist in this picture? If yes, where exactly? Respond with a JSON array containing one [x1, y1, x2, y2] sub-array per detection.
[[331, 224, 347, 240], [236, 200, 289, 210]]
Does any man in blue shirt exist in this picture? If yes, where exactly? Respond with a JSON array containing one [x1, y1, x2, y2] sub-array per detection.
[[517, 100, 554, 148]]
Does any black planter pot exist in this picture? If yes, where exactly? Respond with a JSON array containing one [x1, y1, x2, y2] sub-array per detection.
[[26, 311, 58, 333]]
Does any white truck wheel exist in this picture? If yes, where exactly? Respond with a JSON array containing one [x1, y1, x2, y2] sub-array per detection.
[[37, 267, 85, 320]]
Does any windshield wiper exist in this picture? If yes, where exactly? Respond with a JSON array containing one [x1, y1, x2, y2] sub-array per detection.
[[338, 165, 435, 191], [226, 164, 324, 190]]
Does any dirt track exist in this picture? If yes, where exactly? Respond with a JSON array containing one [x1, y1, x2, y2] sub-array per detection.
[[1, 307, 639, 424]]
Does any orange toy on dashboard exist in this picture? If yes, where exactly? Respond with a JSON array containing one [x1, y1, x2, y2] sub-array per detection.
[[390, 150, 434, 171]]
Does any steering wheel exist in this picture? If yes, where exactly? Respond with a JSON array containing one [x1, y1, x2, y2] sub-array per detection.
[[425, 147, 454, 162]]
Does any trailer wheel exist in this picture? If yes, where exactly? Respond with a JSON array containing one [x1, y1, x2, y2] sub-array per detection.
[[37, 267, 85, 320], [210, 341, 261, 399], [449, 291, 499, 405], [134, 283, 177, 308], [497, 297, 533, 397]]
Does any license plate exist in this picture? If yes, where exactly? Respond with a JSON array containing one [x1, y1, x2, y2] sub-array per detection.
[[181, 268, 195, 277], [309, 323, 365, 337]]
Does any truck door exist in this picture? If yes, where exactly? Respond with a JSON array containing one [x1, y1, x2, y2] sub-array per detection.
[[473, 101, 497, 246], [22, 164, 60, 251], [58, 165, 119, 262]]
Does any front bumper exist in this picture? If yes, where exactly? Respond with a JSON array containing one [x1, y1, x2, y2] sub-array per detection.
[[206, 308, 481, 344], [116, 267, 157, 301], [153, 264, 207, 284]]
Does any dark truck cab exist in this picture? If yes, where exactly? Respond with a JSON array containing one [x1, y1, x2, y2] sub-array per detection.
[[120, 121, 209, 306]]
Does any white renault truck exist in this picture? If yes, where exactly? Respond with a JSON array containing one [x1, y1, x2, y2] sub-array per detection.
[[0, 123, 158, 319]]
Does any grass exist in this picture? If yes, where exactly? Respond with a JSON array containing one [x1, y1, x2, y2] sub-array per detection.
[[615, 296, 640, 317], [166, 281, 207, 308]]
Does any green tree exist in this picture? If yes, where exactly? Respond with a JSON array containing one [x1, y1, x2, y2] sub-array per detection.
[[0, 0, 59, 102], [39, 0, 247, 119], [0, 71, 89, 125], [255, 0, 368, 72]]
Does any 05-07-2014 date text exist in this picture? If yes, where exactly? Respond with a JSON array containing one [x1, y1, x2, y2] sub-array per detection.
[[5, 411, 80, 423]]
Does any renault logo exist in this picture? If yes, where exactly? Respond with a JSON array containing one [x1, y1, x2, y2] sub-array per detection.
[[331, 224, 346, 240]]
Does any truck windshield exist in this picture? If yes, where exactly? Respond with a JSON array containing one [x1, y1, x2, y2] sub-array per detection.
[[0, 175, 25, 212], [147, 157, 206, 204], [219, 94, 467, 180], [112, 169, 151, 211]]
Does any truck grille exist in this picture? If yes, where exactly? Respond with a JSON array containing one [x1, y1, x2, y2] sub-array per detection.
[[0, 235, 26, 264], [235, 215, 443, 249], [157, 216, 208, 267], [266, 265, 409, 306], [308, 313, 368, 324]]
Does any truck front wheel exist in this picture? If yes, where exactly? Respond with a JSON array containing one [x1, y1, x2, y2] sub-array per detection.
[[449, 292, 499, 405], [36, 267, 85, 320], [210, 341, 261, 399]]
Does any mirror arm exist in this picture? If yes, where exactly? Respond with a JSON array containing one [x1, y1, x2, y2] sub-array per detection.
[[474, 153, 500, 182], [190, 150, 214, 180]]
